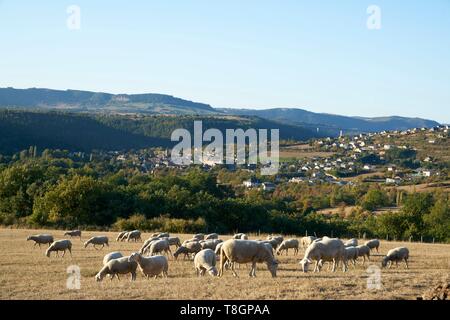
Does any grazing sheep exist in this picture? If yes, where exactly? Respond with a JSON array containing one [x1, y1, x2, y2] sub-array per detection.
[[64, 230, 82, 240], [301, 236, 317, 248], [343, 247, 359, 267], [103, 252, 123, 266], [267, 235, 284, 248], [215, 242, 224, 256], [382, 247, 410, 269], [84, 236, 109, 250], [116, 231, 128, 242], [200, 239, 223, 251], [193, 234, 205, 241], [165, 237, 182, 248], [173, 241, 202, 260], [27, 234, 54, 248], [147, 239, 172, 257], [364, 239, 381, 253], [129, 253, 169, 279], [262, 238, 279, 250], [344, 238, 358, 247], [182, 238, 199, 246], [95, 256, 137, 282], [194, 249, 218, 277], [219, 240, 279, 278], [151, 232, 170, 238], [118, 232, 130, 242], [205, 233, 219, 240], [299, 237, 347, 273], [276, 239, 299, 256], [355, 245, 371, 265], [140, 237, 160, 254], [126, 230, 142, 242], [46, 240, 72, 258]]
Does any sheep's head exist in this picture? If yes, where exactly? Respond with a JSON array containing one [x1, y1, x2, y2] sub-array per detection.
[[208, 267, 218, 277], [173, 247, 185, 260], [26, 236, 32, 241], [95, 273, 104, 282], [128, 252, 140, 263], [381, 257, 389, 268], [299, 258, 312, 273], [83, 241, 89, 248], [45, 249, 51, 258], [267, 260, 278, 278]]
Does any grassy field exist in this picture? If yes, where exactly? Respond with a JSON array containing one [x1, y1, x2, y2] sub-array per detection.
[[0, 228, 449, 300]]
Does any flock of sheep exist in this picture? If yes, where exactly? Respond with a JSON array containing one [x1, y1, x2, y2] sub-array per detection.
[[26, 230, 411, 281]]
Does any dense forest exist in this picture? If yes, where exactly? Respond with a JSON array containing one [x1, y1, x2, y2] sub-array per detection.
[[0, 110, 321, 154], [0, 150, 448, 242]]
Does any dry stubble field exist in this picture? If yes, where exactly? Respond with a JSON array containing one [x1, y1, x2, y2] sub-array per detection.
[[0, 228, 449, 300]]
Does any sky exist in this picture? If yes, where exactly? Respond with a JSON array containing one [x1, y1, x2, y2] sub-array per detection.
[[0, 1, 449, 123]]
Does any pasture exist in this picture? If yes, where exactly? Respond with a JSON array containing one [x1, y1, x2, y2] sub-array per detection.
[[0, 228, 449, 300]]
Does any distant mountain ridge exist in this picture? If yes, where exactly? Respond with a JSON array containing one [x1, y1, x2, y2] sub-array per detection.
[[0, 87, 440, 134], [0, 87, 216, 115]]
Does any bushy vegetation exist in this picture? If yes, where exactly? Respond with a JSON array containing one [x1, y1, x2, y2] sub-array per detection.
[[0, 149, 448, 242]]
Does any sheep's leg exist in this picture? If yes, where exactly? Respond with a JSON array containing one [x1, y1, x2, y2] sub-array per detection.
[[332, 259, 337, 272], [314, 261, 319, 272], [131, 272, 136, 281], [366, 254, 370, 261], [62, 250, 66, 258], [404, 258, 409, 269], [231, 262, 239, 277]]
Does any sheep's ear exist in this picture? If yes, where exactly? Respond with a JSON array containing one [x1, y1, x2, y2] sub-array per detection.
[[307, 258, 313, 263]]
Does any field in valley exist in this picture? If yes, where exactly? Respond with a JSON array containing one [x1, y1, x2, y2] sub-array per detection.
[[0, 228, 449, 300]]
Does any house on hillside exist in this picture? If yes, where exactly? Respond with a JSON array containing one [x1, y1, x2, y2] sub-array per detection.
[[243, 177, 261, 188]]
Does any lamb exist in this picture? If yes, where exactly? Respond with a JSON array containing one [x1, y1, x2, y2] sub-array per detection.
[[382, 247, 410, 269], [344, 238, 358, 247], [276, 239, 299, 256], [173, 241, 202, 260], [64, 230, 82, 240], [364, 239, 381, 253], [95, 256, 137, 282], [219, 239, 279, 278], [355, 245, 371, 265], [301, 236, 317, 248], [128, 252, 169, 279], [147, 239, 172, 257], [299, 237, 347, 273], [103, 252, 123, 266], [205, 233, 219, 240], [84, 236, 109, 249], [194, 249, 218, 277], [126, 230, 142, 242], [116, 231, 128, 242], [27, 234, 54, 248], [200, 239, 223, 251], [193, 233, 205, 241], [46, 240, 72, 258]]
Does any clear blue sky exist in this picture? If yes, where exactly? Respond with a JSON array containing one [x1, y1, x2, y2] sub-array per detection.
[[0, 1, 449, 122]]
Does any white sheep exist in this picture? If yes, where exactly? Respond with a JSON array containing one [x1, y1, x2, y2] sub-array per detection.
[[46, 240, 72, 258], [84, 236, 109, 249], [299, 237, 347, 273], [205, 233, 219, 240], [267, 235, 284, 248], [344, 238, 358, 247], [116, 231, 128, 242], [364, 239, 380, 253], [126, 230, 142, 242], [173, 241, 202, 260], [103, 252, 123, 265], [95, 256, 137, 281], [27, 234, 54, 248], [276, 239, 299, 256], [355, 245, 371, 265], [147, 239, 172, 257], [194, 249, 218, 277], [193, 233, 205, 241], [151, 232, 170, 238], [64, 230, 82, 240], [300, 236, 317, 248], [129, 252, 169, 279], [200, 239, 223, 251], [382, 247, 410, 269], [343, 246, 359, 267], [219, 240, 279, 278], [233, 233, 245, 239]]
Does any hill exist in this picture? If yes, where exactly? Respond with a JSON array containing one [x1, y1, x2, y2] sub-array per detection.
[[0, 87, 216, 115], [0, 110, 321, 155], [220, 108, 440, 135]]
